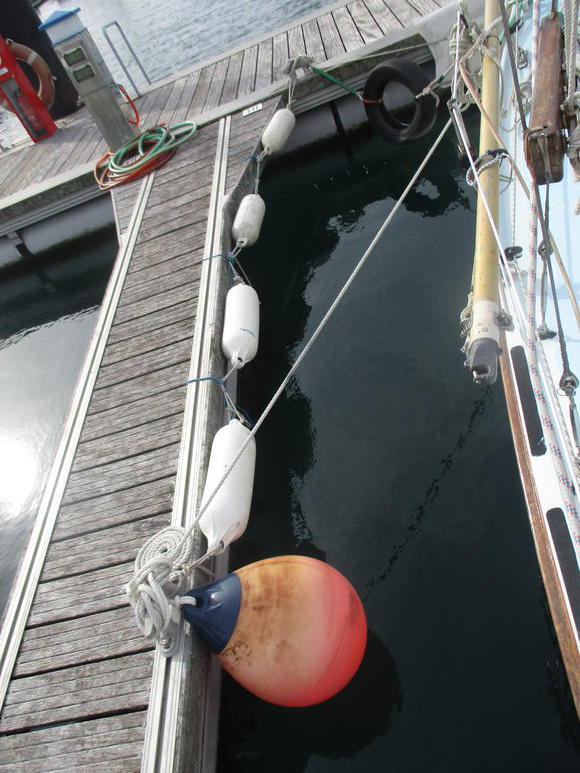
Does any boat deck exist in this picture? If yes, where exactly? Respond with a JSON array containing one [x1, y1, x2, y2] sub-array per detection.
[[0, 0, 451, 769]]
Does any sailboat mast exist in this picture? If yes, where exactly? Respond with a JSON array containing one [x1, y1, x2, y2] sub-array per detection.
[[465, 0, 502, 385]]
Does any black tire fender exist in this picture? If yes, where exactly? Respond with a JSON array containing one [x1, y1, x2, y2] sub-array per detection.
[[362, 58, 437, 144]]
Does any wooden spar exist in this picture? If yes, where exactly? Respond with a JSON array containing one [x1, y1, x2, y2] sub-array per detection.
[[465, 0, 502, 385]]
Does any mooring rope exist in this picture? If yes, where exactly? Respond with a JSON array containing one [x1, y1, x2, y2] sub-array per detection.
[[126, 117, 454, 651]]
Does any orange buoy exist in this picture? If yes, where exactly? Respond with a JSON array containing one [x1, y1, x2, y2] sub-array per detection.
[[181, 555, 367, 707]]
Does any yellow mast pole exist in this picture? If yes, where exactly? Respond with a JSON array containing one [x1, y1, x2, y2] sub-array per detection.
[[465, 0, 502, 385]]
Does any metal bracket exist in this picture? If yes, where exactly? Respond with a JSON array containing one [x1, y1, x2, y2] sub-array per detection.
[[496, 308, 513, 330], [504, 245, 522, 262], [517, 47, 528, 69]]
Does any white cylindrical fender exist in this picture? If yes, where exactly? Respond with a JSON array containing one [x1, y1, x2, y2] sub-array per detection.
[[261, 108, 296, 156], [222, 283, 260, 368], [199, 419, 256, 553], [232, 194, 265, 248]]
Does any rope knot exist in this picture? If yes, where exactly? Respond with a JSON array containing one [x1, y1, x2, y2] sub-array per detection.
[[126, 526, 194, 654]]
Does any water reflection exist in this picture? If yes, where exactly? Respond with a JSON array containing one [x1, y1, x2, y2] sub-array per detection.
[[0, 234, 116, 621], [220, 121, 580, 771], [220, 631, 401, 771], [0, 437, 38, 518]]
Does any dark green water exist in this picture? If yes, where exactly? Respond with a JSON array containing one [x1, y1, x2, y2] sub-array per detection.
[[0, 227, 116, 621], [218, 119, 580, 771]]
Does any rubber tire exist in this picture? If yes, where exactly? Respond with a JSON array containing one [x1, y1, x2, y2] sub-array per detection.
[[362, 58, 437, 144]]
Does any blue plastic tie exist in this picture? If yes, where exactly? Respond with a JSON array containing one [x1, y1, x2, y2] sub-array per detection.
[[186, 376, 225, 387], [202, 252, 227, 262]]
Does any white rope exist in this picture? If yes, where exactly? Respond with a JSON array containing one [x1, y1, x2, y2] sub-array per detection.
[[564, 0, 579, 102], [126, 527, 195, 654], [127, 118, 454, 650]]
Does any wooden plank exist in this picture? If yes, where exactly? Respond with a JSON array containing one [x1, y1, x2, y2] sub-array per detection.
[[169, 70, 202, 124], [122, 242, 202, 286], [226, 120, 269, 156], [88, 357, 190, 414], [156, 75, 191, 127], [82, 386, 187, 447], [62, 442, 180, 505], [130, 221, 206, 269], [108, 297, 195, 344], [134, 194, 210, 243], [145, 145, 217, 191], [117, 256, 203, 308], [30, 562, 136, 625], [1, 652, 153, 732], [53, 477, 176, 542], [382, 0, 421, 26], [363, 0, 403, 33], [58, 125, 100, 168], [112, 279, 199, 330], [188, 63, 217, 114], [255, 38, 273, 90], [288, 25, 307, 57], [319, 12, 349, 59], [33, 124, 95, 185], [144, 180, 212, 217], [138, 82, 176, 129], [221, 50, 245, 104], [117, 259, 202, 310], [0, 145, 36, 187], [0, 711, 146, 772], [272, 31, 290, 82], [19, 131, 86, 189], [203, 58, 230, 111], [2, 144, 49, 196], [72, 411, 184, 471], [14, 607, 148, 677], [101, 313, 195, 367], [237, 45, 258, 96], [302, 19, 326, 61], [348, 0, 384, 42], [40, 513, 171, 583], [332, 7, 364, 51], [406, 0, 440, 14]]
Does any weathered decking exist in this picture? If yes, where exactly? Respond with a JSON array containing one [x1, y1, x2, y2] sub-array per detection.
[[0, 0, 451, 769]]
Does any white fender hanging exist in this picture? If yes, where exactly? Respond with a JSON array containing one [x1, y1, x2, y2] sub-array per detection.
[[232, 193, 265, 248], [261, 108, 296, 156], [222, 282, 260, 368], [198, 419, 256, 553]]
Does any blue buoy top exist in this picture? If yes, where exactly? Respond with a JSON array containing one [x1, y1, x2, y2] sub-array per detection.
[[181, 572, 241, 653]]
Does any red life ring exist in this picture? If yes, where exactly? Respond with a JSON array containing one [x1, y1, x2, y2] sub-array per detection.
[[0, 40, 55, 112]]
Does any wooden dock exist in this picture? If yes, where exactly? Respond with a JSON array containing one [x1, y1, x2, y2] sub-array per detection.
[[0, 0, 452, 769]]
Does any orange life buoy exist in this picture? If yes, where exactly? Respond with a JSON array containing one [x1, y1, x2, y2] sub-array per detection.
[[0, 40, 55, 112]]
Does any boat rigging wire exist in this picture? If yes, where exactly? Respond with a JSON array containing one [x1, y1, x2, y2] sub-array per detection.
[[457, 0, 580, 554], [127, 117, 455, 650], [497, 0, 579, 407], [455, 6, 580, 328]]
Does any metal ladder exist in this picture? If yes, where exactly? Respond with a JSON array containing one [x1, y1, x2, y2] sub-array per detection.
[[102, 21, 151, 97]]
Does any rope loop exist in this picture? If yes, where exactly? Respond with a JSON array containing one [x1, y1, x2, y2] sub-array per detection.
[[126, 526, 195, 650], [466, 148, 510, 187]]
